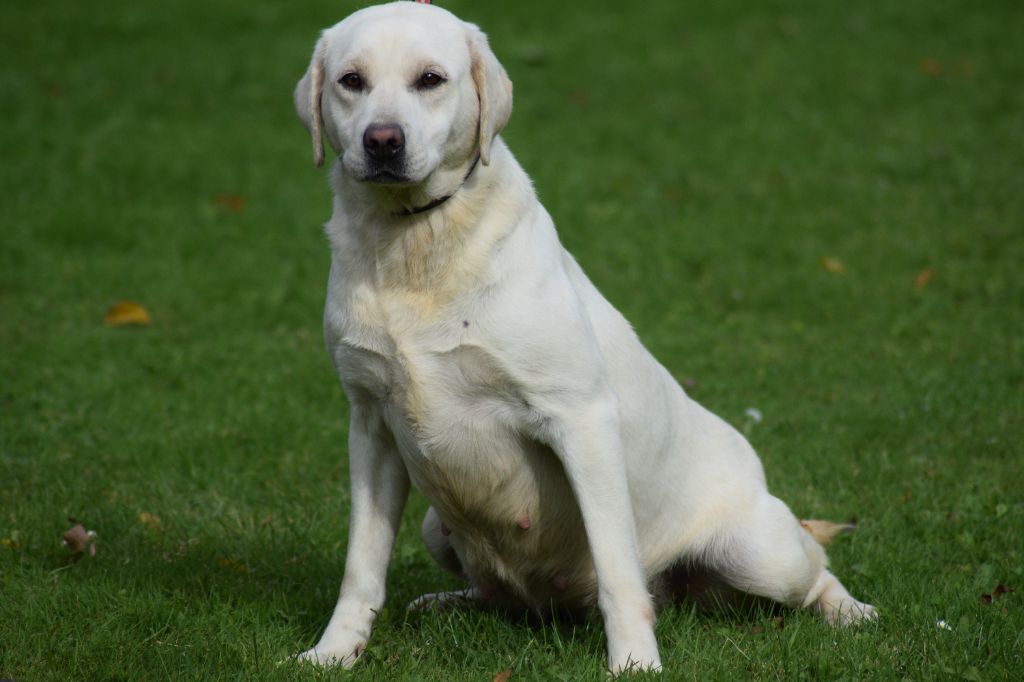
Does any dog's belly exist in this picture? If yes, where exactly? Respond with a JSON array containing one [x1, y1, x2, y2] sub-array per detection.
[[400, 414, 596, 611], [338, 338, 597, 609]]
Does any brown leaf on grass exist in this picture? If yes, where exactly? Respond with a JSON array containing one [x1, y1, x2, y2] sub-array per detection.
[[216, 557, 249, 574], [63, 519, 97, 559], [920, 58, 943, 77], [493, 670, 513, 682], [979, 585, 1014, 605], [913, 267, 936, 289], [214, 193, 246, 213], [954, 61, 975, 78], [819, 256, 847, 275], [138, 512, 163, 532], [663, 186, 686, 203], [736, 618, 783, 635], [104, 300, 152, 327], [799, 519, 856, 545]]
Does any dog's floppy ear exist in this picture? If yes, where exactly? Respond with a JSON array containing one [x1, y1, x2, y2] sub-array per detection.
[[466, 25, 512, 166], [294, 35, 329, 168]]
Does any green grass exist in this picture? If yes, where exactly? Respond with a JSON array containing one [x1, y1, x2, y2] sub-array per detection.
[[2, 0, 1022, 679]]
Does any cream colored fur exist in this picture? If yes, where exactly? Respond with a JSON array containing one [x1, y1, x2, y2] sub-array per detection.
[[292, 2, 875, 674]]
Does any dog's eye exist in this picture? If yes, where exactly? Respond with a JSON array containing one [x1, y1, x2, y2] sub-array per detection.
[[418, 71, 446, 89], [338, 72, 363, 90]]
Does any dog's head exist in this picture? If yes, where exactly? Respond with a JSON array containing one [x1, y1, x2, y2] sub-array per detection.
[[295, 2, 512, 189]]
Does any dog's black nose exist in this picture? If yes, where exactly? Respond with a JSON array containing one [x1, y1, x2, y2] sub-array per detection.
[[363, 123, 405, 160]]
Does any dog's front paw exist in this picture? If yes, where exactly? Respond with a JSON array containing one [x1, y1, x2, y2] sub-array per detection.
[[604, 601, 662, 675], [294, 639, 367, 668], [607, 632, 662, 676], [608, 652, 663, 676]]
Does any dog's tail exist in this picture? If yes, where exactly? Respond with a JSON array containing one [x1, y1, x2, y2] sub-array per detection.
[[798, 518, 857, 546]]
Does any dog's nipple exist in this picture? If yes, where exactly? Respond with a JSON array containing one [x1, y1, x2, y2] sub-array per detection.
[[440, 522, 451, 537], [516, 513, 531, 530], [552, 576, 569, 592]]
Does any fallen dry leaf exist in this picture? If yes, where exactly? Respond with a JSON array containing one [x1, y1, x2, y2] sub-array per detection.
[[63, 519, 97, 559], [493, 670, 513, 682], [979, 585, 1014, 605], [216, 557, 249, 574], [570, 89, 589, 108], [104, 300, 152, 327], [920, 58, 943, 77], [914, 267, 936, 289], [799, 519, 856, 545], [954, 61, 975, 78], [138, 512, 163, 532], [214, 193, 246, 213], [819, 256, 847, 275]]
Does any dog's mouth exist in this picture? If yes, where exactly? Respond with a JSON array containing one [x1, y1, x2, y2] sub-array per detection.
[[344, 151, 417, 185], [362, 169, 413, 185]]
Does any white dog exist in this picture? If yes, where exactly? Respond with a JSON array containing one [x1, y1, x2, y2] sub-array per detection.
[[292, 1, 875, 673]]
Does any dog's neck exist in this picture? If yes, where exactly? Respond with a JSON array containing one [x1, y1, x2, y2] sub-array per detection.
[[397, 155, 480, 217]]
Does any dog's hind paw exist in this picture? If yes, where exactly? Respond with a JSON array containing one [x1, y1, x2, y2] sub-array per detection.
[[290, 640, 366, 668], [407, 588, 477, 612], [823, 599, 878, 627]]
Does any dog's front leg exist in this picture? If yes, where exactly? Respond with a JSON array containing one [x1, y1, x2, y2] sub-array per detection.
[[546, 397, 661, 675], [298, 401, 409, 667]]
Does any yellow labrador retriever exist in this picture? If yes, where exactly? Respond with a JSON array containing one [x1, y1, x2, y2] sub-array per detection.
[[293, 1, 875, 673]]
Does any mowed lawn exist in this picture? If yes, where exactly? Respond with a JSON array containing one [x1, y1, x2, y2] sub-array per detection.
[[2, 0, 1022, 679]]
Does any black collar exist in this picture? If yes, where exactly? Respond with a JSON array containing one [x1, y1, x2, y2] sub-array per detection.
[[398, 156, 480, 217]]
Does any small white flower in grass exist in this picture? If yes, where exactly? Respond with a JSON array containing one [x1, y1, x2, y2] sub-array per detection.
[[744, 407, 763, 424], [936, 620, 953, 631]]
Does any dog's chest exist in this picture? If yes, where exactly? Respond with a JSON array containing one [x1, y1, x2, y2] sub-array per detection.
[[328, 286, 535, 496]]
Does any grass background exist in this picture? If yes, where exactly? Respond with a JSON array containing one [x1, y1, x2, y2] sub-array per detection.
[[2, 0, 1022, 679]]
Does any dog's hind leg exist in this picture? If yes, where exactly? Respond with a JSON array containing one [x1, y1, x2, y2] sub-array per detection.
[[407, 506, 477, 612], [410, 507, 529, 615], [420, 505, 465, 579], [804, 567, 878, 626], [708, 493, 877, 625]]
